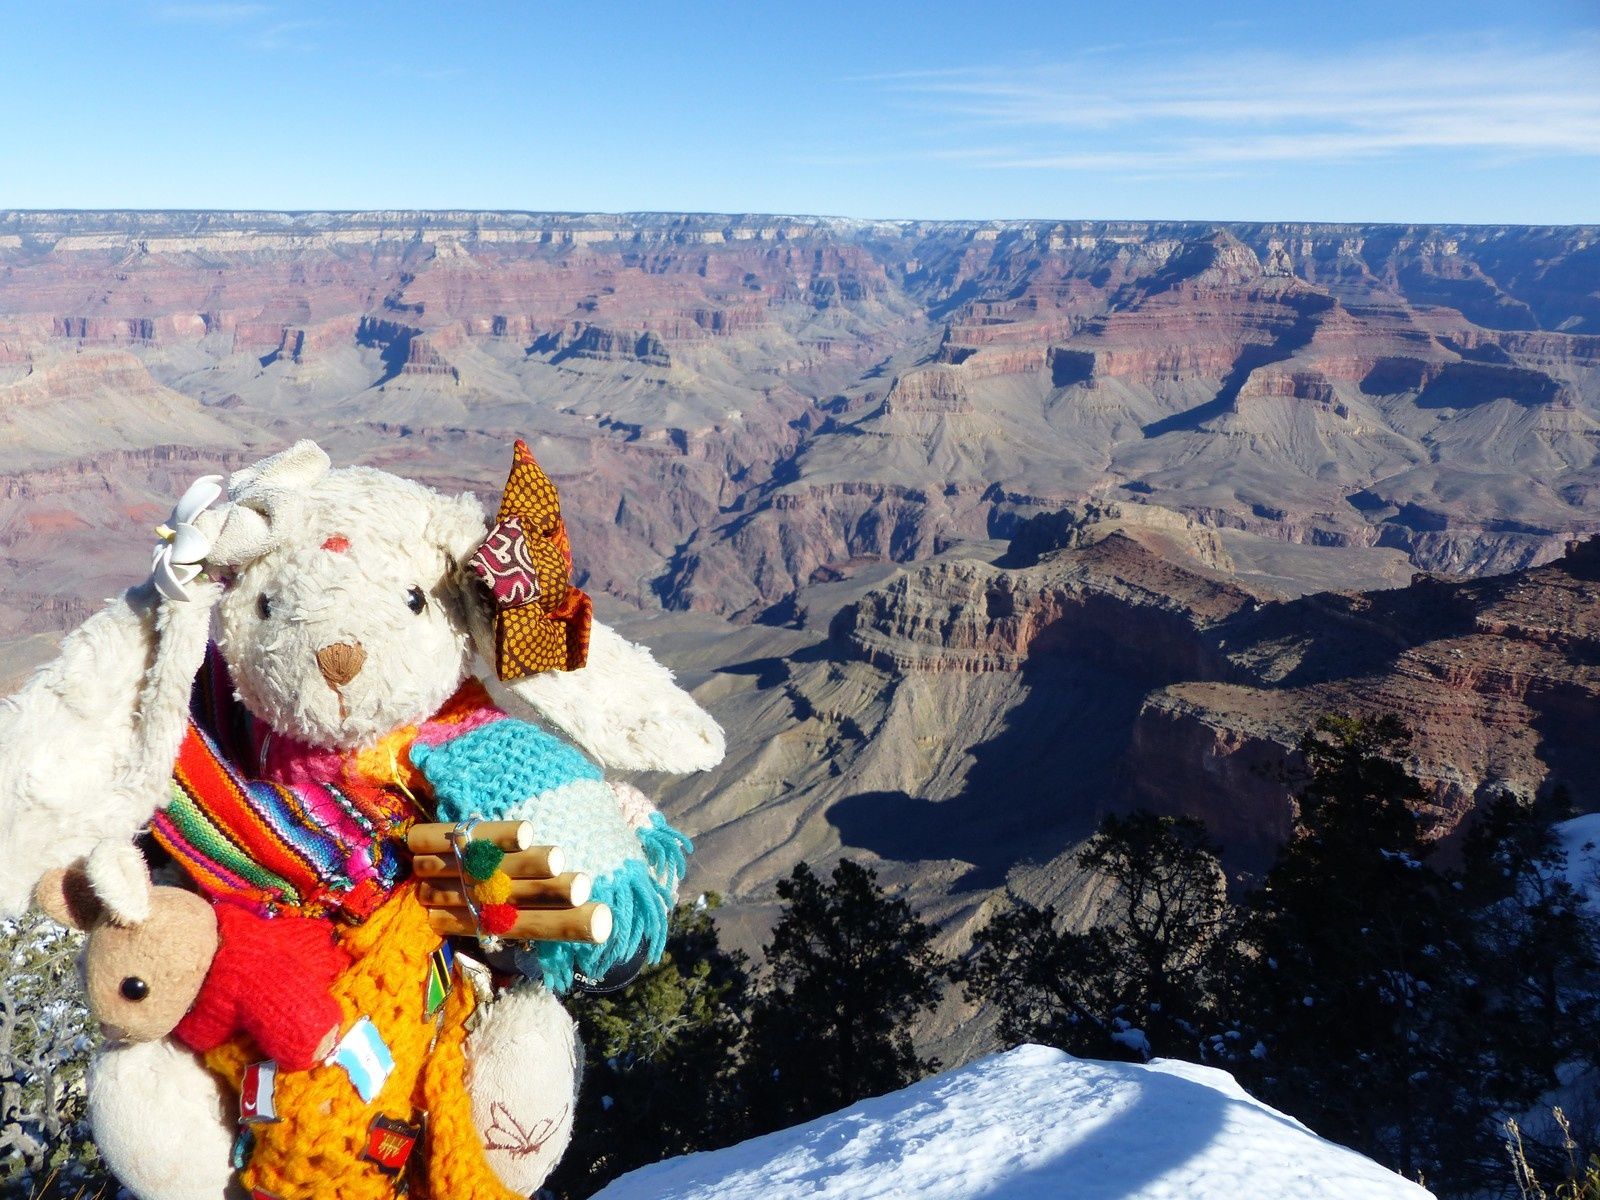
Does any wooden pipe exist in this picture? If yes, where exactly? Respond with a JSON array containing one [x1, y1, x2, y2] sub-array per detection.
[[406, 820, 533, 857], [410, 845, 566, 881], [426, 901, 613, 944], [418, 871, 593, 910]]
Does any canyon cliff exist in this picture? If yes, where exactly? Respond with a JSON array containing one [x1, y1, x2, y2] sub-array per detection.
[[0, 210, 1596, 962]]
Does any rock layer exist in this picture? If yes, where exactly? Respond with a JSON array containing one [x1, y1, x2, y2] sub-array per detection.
[[0, 211, 1595, 634]]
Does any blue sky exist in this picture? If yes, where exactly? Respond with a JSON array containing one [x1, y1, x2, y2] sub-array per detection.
[[1, 0, 1596, 222]]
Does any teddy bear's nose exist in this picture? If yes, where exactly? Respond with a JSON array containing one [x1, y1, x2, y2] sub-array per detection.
[[316, 641, 366, 688]]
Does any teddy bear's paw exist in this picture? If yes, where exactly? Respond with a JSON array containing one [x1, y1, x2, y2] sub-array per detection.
[[87, 1038, 236, 1200], [464, 984, 581, 1193]]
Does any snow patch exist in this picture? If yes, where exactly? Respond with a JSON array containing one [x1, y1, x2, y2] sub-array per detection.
[[594, 1044, 1433, 1200], [1556, 814, 1600, 909]]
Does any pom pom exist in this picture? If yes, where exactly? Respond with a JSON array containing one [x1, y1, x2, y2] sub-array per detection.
[[472, 872, 513, 906], [459, 839, 505, 882], [479, 903, 518, 936]]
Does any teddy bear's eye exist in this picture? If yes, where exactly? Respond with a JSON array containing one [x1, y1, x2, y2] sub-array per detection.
[[256, 593, 272, 620], [406, 586, 427, 615], [120, 976, 149, 1002]]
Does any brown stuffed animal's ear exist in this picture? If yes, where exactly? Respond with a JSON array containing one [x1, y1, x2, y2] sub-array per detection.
[[34, 865, 104, 931]]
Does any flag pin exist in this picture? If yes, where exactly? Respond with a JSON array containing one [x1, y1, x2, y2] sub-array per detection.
[[239, 1060, 280, 1124], [361, 1113, 421, 1176], [329, 1017, 395, 1104], [424, 942, 455, 1018]]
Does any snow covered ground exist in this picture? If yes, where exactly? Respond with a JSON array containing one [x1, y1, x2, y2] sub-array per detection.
[[593, 1044, 1434, 1200], [1557, 813, 1600, 907]]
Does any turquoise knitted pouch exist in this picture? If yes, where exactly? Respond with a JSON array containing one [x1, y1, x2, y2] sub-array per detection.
[[410, 716, 691, 993]]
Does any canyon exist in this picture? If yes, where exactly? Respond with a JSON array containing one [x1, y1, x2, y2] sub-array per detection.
[[1, 210, 1597, 972]]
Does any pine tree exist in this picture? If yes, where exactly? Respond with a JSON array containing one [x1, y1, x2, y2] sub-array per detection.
[[548, 895, 754, 1200], [1233, 716, 1600, 1195], [1460, 790, 1600, 1183], [960, 812, 1232, 1061], [743, 860, 947, 1132]]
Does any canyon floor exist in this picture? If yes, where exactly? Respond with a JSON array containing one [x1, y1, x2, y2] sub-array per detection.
[[1, 211, 1596, 1052]]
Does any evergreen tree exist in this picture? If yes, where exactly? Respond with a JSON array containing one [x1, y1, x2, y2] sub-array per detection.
[[1459, 790, 1600, 1182], [1234, 716, 1600, 1195], [743, 860, 947, 1132], [960, 812, 1232, 1061], [548, 895, 754, 1200]]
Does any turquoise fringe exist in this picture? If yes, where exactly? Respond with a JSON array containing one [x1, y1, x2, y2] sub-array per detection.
[[640, 811, 693, 889], [516, 852, 674, 993]]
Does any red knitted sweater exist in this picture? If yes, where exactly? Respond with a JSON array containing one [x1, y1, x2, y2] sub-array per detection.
[[172, 903, 349, 1072]]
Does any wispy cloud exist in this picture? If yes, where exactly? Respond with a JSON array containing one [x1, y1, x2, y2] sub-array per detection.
[[151, 4, 320, 52], [873, 34, 1600, 175], [154, 3, 270, 23], [249, 18, 322, 52]]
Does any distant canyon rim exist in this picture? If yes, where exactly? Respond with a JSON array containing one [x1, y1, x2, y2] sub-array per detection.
[[1, 211, 1597, 1022]]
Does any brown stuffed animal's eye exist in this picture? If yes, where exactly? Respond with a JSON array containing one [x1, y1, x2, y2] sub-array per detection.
[[256, 593, 272, 620], [406, 586, 426, 615], [120, 976, 149, 1002]]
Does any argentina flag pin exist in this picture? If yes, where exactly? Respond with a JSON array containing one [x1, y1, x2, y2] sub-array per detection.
[[328, 1018, 395, 1103]]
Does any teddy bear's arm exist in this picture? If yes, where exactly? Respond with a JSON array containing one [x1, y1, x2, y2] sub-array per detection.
[[0, 582, 216, 918], [483, 620, 726, 775]]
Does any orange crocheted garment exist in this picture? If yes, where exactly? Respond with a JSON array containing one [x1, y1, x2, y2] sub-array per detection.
[[203, 885, 520, 1200]]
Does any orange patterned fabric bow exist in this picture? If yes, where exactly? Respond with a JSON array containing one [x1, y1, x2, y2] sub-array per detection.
[[468, 440, 592, 680]]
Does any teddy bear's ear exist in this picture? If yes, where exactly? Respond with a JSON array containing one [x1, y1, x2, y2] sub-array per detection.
[[84, 841, 153, 926], [35, 863, 104, 931], [203, 441, 333, 569], [228, 439, 331, 503], [487, 621, 727, 775]]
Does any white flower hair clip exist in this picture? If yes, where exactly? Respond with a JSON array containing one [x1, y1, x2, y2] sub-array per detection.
[[151, 474, 224, 602]]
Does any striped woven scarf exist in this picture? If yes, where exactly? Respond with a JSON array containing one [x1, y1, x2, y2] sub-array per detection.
[[150, 649, 407, 921]]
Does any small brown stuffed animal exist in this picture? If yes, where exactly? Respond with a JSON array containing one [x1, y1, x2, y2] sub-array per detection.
[[35, 848, 348, 1071]]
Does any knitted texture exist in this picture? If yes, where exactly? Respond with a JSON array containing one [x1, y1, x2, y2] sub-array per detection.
[[203, 886, 519, 1200], [172, 903, 347, 1072], [516, 856, 671, 992], [640, 811, 693, 890], [420, 972, 524, 1200], [410, 717, 604, 819], [238, 672, 691, 996], [410, 710, 689, 994], [152, 722, 404, 921]]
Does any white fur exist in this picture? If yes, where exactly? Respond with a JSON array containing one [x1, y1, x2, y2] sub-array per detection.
[[465, 983, 582, 1194], [86, 840, 154, 926], [202, 502, 272, 570], [215, 468, 482, 749], [87, 1038, 236, 1200], [490, 621, 726, 774], [211, 450, 725, 769], [227, 439, 331, 521], [0, 582, 215, 918]]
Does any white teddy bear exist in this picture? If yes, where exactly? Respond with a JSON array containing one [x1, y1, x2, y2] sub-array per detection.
[[0, 439, 724, 1199]]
